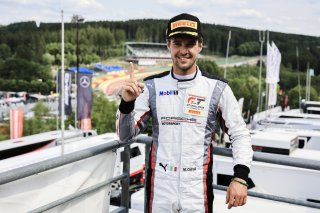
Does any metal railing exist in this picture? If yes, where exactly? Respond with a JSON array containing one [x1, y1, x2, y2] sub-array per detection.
[[0, 138, 134, 213], [1, 135, 320, 212], [213, 146, 320, 171], [30, 174, 127, 213], [136, 136, 320, 210]]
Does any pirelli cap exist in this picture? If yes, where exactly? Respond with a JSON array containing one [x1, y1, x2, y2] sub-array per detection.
[[166, 13, 203, 39]]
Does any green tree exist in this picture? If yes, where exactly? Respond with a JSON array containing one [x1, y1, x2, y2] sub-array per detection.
[[135, 27, 146, 41], [91, 92, 118, 134], [83, 53, 100, 64], [0, 131, 9, 141], [42, 53, 55, 65], [65, 53, 77, 66], [23, 101, 56, 136], [197, 60, 223, 77], [0, 43, 11, 60], [288, 86, 319, 109], [0, 123, 10, 141], [46, 43, 61, 59], [114, 29, 126, 44], [16, 44, 35, 60], [237, 41, 260, 56], [32, 101, 50, 117]]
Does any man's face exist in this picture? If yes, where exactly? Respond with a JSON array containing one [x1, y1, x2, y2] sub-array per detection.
[[167, 36, 203, 75]]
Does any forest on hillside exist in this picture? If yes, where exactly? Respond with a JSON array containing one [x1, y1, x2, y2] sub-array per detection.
[[0, 19, 319, 94], [0, 19, 320, 139]]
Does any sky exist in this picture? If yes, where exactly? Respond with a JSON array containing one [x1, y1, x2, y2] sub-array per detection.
[[0, 0, 319, 37]]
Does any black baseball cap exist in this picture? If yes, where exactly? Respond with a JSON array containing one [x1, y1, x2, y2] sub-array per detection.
[[166, 13, 203, 39]]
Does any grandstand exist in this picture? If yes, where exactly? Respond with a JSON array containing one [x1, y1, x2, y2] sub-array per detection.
[[124, 42, 171, 65]]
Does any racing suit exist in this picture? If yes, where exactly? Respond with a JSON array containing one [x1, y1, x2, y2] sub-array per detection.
[[116, 69, 253, 213]]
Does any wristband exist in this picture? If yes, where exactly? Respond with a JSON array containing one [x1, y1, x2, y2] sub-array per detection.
[[231, 178, 249, 187]]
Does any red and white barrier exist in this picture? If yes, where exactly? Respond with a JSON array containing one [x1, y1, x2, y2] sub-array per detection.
[[10, 108, 23, 139]]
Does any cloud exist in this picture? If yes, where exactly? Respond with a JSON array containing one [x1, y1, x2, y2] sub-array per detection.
[[15, 0, 28, 4], [157, 0, 197, 7], [209, 0, 247, 6], [73, 0, 104, 10], [229, 9, 265, 19], [0, 0, 319, 36], [2, 0, 58, 7], [156, 0, 247, 9]]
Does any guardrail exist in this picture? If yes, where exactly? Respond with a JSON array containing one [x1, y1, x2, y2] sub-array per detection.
[[0, 138, 134, 213], [1, 135, 320, 212], [136, 136, 320, 210]]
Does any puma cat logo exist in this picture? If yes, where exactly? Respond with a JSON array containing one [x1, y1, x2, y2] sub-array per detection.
[[159, 162, 168, 172]]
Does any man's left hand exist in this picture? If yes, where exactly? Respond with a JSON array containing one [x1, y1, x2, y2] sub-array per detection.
[[225, 178, 248, 209]]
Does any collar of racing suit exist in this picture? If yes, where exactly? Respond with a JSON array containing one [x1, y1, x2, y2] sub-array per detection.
[[170, 66, 202, 89]]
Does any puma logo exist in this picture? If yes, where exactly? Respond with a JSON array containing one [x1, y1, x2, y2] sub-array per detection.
[[159, 163, 168, 172]]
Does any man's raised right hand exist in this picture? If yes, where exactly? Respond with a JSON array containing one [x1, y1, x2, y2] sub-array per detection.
[[121, 62, 144, 102]]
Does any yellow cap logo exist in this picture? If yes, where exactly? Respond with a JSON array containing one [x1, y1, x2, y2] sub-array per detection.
[[171, 20, 197, 30]]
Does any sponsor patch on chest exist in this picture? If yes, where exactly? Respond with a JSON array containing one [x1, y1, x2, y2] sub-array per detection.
[[184, 94, 207, 116]]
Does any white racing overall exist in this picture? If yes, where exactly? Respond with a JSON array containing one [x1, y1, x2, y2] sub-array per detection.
[[116, 69, 253, 213]]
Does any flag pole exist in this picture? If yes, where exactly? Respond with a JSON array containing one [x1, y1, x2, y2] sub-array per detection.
[[221, 30, 231, 144], [257, 30, 265, 113], [305, 47, 310, 101], [296, 46, 301, 110], [60, 10, 65, 155], [224, 30, 231, 79], [75, 69, 78, 128], [265, 31, 269, 110], [56, 68, 59, 130], [308, 76, 310, 101], [71, 15, 84, 129], [75, 19, 79, 129], [306, 62, 310, 101]]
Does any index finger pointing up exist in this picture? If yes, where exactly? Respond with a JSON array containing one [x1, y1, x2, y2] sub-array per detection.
[[129, 62, 135, 80]]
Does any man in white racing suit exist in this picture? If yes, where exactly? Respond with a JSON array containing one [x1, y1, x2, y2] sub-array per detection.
[[116, 13, 253, 213]]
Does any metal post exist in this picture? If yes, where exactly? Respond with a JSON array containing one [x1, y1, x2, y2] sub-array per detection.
[[296, 46, 301, 109], [309, 70, 312, 101], [261, 91, 264, 111], [265, 84, 269, 111], [308, 70, 311, 101], [265, 31, 269, 111], [75, 72, 77, 128], [306, 62, 310, 101], [144, 143, 151, 213], [305, 47, 310, 102], [71, 15, 84, 129], [121, 145, 130, 213], [56, 68, 59, 130], [134, 135, 152, 213], [75, 21, 79, 129], [224, 31, 231, 79], [221, 31, 231, 144], [60, 10, 65, 155], [257, 31, 265, 113]]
